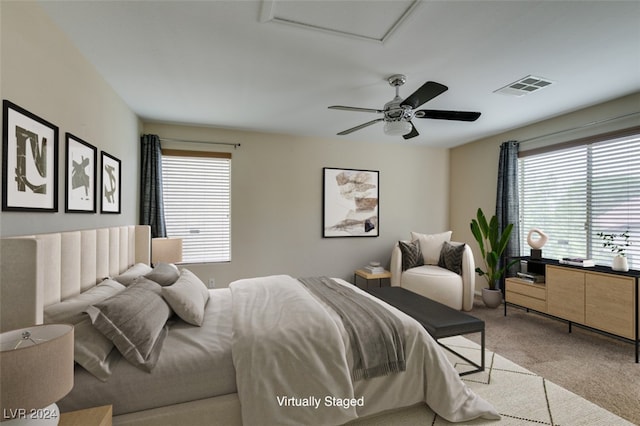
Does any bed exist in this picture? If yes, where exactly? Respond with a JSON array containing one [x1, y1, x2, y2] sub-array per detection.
[[0, 225, 499, 425]]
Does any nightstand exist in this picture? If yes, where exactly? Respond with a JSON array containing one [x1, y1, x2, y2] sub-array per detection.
[[354, 269, 392, 288], [59, 405, 112, 426]]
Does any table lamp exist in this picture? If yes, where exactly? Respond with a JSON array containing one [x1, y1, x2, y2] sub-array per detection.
[[1, 324, 74, 425], [151, 237, 183, 265]]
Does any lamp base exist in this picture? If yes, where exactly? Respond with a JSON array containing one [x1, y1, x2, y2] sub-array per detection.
[[2, 403, 60, 426]]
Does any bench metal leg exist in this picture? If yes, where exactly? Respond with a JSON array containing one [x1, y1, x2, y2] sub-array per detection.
[[437, 329, 485, 376]]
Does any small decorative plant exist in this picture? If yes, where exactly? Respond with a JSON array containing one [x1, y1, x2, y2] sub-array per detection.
[[597, 231, 631, 256]]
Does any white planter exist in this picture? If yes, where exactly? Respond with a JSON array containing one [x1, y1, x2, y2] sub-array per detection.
[[611, 255, 629, 272], [482, 288, 503, 309]]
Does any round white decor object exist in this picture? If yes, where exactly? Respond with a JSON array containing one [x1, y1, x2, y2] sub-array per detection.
[[527, 228, 548, 249]]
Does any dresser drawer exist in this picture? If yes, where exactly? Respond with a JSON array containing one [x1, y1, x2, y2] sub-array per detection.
[[506, 278, 546, 300], [506, 291, 547, 312]]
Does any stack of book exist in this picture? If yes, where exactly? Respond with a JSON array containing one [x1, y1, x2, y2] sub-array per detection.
[[559, 257, 595, 267], [364, 263, 385, 274], [516, 272, 545, 284]]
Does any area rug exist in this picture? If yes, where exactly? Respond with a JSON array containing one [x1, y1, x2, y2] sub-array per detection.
[[353, 336, 633, 425]]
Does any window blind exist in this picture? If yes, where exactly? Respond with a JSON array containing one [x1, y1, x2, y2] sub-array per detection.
[[519, 132, 639, 269], [161, 153, 231, 263]]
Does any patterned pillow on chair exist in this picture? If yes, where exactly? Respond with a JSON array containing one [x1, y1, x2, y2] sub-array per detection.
[[398, 240, 425, 271], [438, 242, 466, 275]]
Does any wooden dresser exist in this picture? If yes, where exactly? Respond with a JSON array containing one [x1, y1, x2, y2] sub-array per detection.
[[505, 258, 640, 362]]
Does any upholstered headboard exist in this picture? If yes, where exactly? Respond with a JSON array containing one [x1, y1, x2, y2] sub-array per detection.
[[0, 225, 150, 332]]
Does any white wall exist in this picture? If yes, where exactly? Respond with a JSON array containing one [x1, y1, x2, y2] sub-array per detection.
[[0, 1, 140, 236], [143, 122, 450, 286]]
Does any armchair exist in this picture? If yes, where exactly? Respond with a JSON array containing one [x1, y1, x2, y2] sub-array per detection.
[[390, 231, 476, 311]]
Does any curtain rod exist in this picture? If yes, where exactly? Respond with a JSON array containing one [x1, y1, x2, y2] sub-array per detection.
[[518, 111, 640, 144], [159, 137, 241, 149]]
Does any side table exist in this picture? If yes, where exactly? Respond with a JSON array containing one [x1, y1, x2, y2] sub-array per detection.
[[354, 269, 392, 288], [59, 405, 112, 426]]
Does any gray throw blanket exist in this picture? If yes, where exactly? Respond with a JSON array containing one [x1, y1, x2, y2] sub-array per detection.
[[298, 277, 406, 381]]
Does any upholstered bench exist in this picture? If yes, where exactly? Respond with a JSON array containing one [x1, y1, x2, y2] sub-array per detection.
[[367, 286, 485, 375]]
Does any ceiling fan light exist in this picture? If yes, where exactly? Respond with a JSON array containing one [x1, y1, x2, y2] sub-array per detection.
[[383, 121, 412, 136]]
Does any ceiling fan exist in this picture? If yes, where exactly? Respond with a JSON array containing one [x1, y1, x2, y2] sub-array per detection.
[[328, 74, 481, 140]]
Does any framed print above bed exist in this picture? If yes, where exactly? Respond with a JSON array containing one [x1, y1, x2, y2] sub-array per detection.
[[65, 133, 97, 213], [2, 100, 59, 212], [323, 167, 379, 238], [100, 151, 121, 214]]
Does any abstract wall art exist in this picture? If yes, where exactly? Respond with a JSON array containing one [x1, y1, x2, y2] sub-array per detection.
[[2, 100, 59, 212], [100, 151, 121, 214], [65, 133, 97, 213], [323, 167, 379, 238]]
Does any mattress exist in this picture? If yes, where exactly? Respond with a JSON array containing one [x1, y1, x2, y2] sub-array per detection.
[[58, 288, 236, 416]]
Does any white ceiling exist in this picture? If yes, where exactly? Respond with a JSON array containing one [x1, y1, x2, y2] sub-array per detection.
[[38, 0, 640, 148]]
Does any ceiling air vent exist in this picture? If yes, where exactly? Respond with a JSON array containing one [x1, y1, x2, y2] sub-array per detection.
[[494, 75, 554, 97]]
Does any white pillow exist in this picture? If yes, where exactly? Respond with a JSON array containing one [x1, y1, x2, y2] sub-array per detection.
[[410, 231, 453, 265], [162, 269, 210, 326]]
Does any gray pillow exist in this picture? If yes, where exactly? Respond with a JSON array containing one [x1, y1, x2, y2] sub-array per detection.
[[438, 242, 466, 275], [72, 319, 120, 381], [398, 240, 424, 271], [162, 269, 210, 326], [113, 263, 153, 286], [86, 278, 172, 372], [144, 262, 180, 286], [44, 279, 125, 380]]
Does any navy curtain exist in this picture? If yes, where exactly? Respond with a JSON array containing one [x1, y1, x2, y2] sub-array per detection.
[[496, 140, 520, 290], [140, 134, 166, 238]]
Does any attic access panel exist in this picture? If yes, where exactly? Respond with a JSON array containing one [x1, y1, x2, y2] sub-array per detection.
[[260, 0, 420, 43]]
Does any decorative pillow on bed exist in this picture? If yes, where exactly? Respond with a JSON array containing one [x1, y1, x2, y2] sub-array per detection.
[[398, 240, 424, 271], [86, 278, 172, 372], [162, 269, 210, 326], [144, 262, 180, 286], [72, 318, 121, 381], [410, 230, 452, 265], [44, 279, 126, 381], [113, 263, 153, 286], [438, 242, 466, 275]]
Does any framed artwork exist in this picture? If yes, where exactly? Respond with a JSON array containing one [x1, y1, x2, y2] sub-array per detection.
[[323, 167, 379, 238], [100, 151, 121, 214], [2, 100, 59, 212], [65, 133, 97, 213]]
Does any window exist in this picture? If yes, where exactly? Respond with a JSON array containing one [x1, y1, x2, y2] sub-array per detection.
[[161, 150, 231, 263], [518, 129, 640, 269]]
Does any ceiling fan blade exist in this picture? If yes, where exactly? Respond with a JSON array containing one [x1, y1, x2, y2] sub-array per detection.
[[414, 109, 481, 122], [329, 106, 384, 114], [402, 122, 419, 140], [400, 81, 448, 109], [337, 118, 384, 135]]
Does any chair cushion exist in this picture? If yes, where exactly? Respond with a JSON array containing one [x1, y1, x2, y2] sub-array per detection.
[[410, 231, 452, 265], [401, 265, 463, 310]]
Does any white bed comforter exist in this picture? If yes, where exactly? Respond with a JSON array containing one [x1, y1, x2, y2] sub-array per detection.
[[230, 275, 499, 426]]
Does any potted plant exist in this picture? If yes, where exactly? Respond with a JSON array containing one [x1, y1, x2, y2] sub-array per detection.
[[470, 208, 518, 308], [597, 231, 631, 272]]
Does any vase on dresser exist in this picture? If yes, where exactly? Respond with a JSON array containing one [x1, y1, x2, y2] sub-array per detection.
[[612, 255, 629, 272]]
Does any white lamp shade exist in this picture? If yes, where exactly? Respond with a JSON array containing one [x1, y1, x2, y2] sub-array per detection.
[[152, 238, 183, 265], [0, 324, 74, 417], [383, 121, 412, 136]]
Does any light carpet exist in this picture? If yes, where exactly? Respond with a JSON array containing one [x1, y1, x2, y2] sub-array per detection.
[[353, 336, 633, 425]]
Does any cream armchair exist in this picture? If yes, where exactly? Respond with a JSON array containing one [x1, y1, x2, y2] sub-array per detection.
[[390, 232, 476, 311]]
